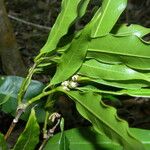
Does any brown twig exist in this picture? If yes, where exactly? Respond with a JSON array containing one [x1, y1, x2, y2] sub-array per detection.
[[4, 109, 24, 140], [8, 14, 51, 30]]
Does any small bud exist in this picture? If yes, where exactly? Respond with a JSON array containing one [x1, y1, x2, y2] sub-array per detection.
[[61, 81, 69, 87], [72, 75, 79, 81], [49, 112, 61, 122], [62, 86, 70, 91], [69, 81, 78, 89]]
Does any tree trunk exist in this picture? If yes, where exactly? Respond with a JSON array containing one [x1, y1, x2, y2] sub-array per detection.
[[0, 0, 26, 76]]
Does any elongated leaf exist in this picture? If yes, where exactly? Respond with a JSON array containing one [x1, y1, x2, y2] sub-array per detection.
[[44, 127, 150, 150], [89, 34, 150, 59], [37, 0, 82, 55], [121, 56, 150, 70], [91, 0, 127, 37], [77, 85, 150, 98], [88, 34, 150, 70], [0, 76, 45, 122], [0, 133, 8, 150], [50, 25, 91, 85], [87, 51, 150, 70], [86, 51, 121, 64], [88, 34, 150, 58], [78, 0, 90, 18], [78, 76, 150, 89], [56, 5, 103, 55], [77, 85, 124, 96], [13, 109, 40, 150], [59, 118, 69, 150], [112, 24, 150, 37], [58, 31, 150, 70], [131, 128, 150, 149], [87, 52, 150, 70], [61, 89, 144, 150], [78, 59, 150, 82], [121, 89, 150, 97], [94, 78, 150, 89], [77, 85, 150, 101]]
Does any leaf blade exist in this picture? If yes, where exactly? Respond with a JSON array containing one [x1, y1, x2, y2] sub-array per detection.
[[91, 0, 127, 37], [50, 26, 91, 85], [112, 24, 150, 38], [0, 133, 8, 150], [78, 59, 150, 82], [59, 118, 70, 150], [13, 109, 40, 150], [121, 88, 150, 97], [63, 90, 144, 150], [78, 0, 90, 18], [0, 76, 45, 122], [88, 34, 150, 70], [78, 76, 150, 89], [37, 0, 82, 55], [43, 127, 150, 150], [89, 35, 150, 59]]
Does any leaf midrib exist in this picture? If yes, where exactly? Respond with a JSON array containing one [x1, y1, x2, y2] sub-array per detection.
[[48, 0, 71, 46], [82, 62, 134, 78], [93, 0, 111, 37], [71, 93, 133, 147], [88, 49, 150, 59], [22, 128, 32, 150]]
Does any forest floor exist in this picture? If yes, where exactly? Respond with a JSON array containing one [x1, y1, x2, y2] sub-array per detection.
[[0, 0, 150, 148]]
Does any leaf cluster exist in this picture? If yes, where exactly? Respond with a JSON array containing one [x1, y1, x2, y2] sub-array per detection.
[[0, 0, 150, 149]]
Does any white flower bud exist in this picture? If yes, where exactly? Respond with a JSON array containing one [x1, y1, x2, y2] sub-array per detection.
[[72, 75, 79, 81], [69, 81, 78, 89], [61, 81, 69, 87], [62, 86, 70, 91]]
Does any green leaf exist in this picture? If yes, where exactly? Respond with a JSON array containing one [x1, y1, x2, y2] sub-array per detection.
[[43, 127, 150, 150], [91, 0, 127, 37], [37, 0, 82, 55], [89, 34, 150, 59], [78, 0, 90, 18], [50, 25, 91, 85], [78, 59, 150, 82], [76, 85, 150, 98], [43, 118, 69, 150], [0, 133, 8, 150], [131, 128, 150, 149], [13, 109, 40, 150], [88, 34, 150, 70], [59, 89, 145, 150], [80, 76, 150, 89], [121, 88, 150, 97], [87, 52, 150, 71], [57, 31, 150, 70], [121, 56, 150, 70], [86, 52, 150, 70], [0, 76, 46, 122], [86, 51, 121, 65], [59, 118, 70, 150], [112, 24, 150, 38], [77, 85, 123, 96]]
